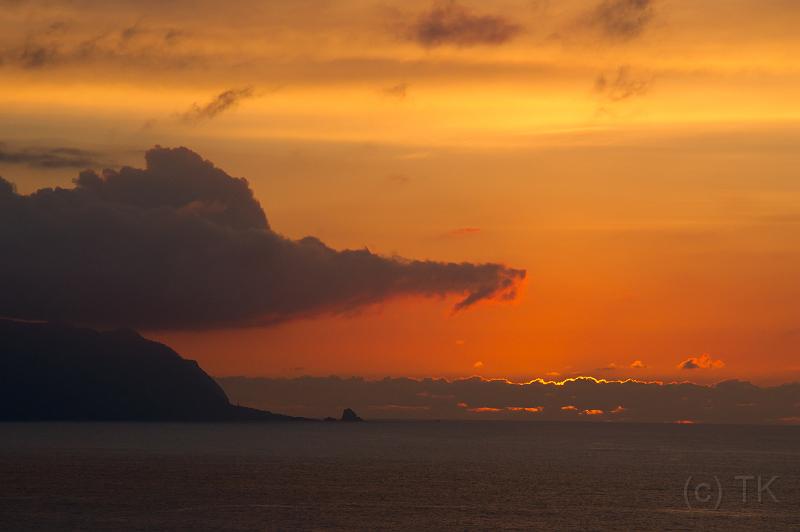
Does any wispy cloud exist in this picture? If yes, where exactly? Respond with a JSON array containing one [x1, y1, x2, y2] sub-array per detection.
[[409, 1, 523, 48], [2, 21, 189, 70], [0, 144, 104, 169], [181, 87, 256, 123], [442, 227, 481, 238], [594, 66, 652, 101], [382, 83, 409, 99], [584, 0, 654, 41], [387, 173, 411, 184]]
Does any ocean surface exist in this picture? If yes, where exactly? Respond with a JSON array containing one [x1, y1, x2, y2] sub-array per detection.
[[1, 421, 799, 530]]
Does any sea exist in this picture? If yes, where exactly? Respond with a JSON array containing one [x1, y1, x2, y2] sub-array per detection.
[[1, 421, 798, 530]]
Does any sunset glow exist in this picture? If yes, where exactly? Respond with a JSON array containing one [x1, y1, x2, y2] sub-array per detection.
[[7, 3, 800, 530], [3, 0, 800, 387]]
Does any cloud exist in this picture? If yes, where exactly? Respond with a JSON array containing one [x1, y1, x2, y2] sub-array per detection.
[[163, 29, 184, 45], [181, 87, 255, 122], [409, 1, 523, 48], [679, 354, 725, 370], [586, 0, 654, 41], [443, 227, 480, 238], [120, 22, 144, 43], [18, 42, 59, 68], [0, 146, 525, 330], [387, 173, 411, 184], [0, 144, 104, 169], [2, 22, 191, 70], [508, 406, 543, 413], [594, 66, 652, 101], [218, 375, 800, 424], [630, 360, 646, 369], [467, 406, 502, 413], [382, 83, 409, 99]]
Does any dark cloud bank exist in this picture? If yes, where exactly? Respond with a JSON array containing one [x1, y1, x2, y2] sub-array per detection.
[[219, 376, 800, 424], [0, 146, 524, 330]]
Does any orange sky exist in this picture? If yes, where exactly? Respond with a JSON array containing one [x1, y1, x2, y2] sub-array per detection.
[[3, 0, 800, 384]]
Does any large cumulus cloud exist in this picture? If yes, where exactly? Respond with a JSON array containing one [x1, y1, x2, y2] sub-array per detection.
[[0, 146, 525, 330]]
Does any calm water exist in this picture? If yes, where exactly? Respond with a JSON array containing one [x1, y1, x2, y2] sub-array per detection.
[[1, 422, 799, 530]]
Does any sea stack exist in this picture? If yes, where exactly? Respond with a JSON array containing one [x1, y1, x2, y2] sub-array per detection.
[[340, 408, 364, 422]]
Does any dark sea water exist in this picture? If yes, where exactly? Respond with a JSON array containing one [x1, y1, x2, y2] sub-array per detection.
[[1, 421, 799, 531]]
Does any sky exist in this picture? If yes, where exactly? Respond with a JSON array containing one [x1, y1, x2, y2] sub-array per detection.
[[2, 0, 800, 387]]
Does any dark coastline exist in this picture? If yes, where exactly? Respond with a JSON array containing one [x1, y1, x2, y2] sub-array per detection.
[[0, 319, 303, 422]]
